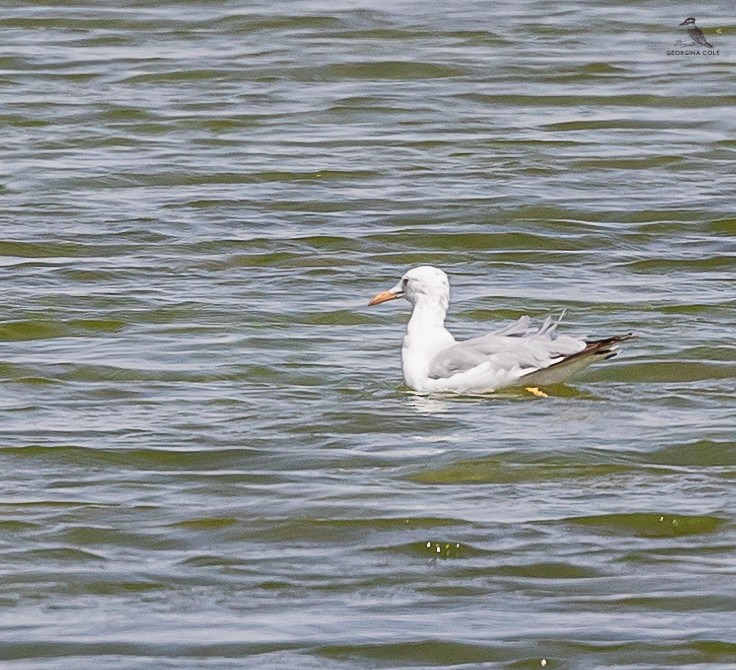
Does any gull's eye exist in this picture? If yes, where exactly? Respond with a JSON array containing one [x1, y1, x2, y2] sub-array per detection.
[[402, 277, 409, 288]]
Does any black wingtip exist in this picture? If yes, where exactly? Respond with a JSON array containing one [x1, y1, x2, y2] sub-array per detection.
[[585, 332, 635, 348], [581, 332, 635, 360]]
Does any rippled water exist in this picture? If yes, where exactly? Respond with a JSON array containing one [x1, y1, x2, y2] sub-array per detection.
[[1, 1, 735, 668]]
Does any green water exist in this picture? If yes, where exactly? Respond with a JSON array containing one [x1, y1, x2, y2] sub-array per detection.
[[1, 2, 735, 668]]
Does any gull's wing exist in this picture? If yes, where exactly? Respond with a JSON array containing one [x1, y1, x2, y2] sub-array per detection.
[[428, 314, 585, 381]]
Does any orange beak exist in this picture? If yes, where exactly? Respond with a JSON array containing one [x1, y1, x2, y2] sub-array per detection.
[[368, 290, 402, 306]]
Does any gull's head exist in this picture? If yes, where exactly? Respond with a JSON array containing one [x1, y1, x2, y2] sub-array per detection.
[[368, 265, 450, 308], [679, 17, 696, 26]]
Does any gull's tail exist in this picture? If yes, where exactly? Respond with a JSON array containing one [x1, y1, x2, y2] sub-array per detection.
[[520, 333, 634, 386]]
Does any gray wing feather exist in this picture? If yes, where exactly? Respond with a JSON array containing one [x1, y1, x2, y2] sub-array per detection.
[[428, 343, 488, 379], [489, 315, 530, 337]]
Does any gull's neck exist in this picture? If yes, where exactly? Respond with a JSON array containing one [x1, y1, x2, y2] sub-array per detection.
[[401, 294, 455, 390], [407, 294, 449, 332]]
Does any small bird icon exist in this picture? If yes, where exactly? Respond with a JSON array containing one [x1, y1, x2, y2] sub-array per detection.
[[679, 17, 713, 48]]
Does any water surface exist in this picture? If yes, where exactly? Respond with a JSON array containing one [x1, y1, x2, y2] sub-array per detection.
[[1, 1, 735, 668]]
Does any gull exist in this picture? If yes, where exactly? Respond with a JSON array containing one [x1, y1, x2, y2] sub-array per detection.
[[368, 266, 633, 394]]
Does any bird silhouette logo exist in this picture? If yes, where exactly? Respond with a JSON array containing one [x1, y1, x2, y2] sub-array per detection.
[[678, 17, 714, 48]]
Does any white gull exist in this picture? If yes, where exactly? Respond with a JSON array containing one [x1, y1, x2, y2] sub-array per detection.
[[368, 265, 632, 394]]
